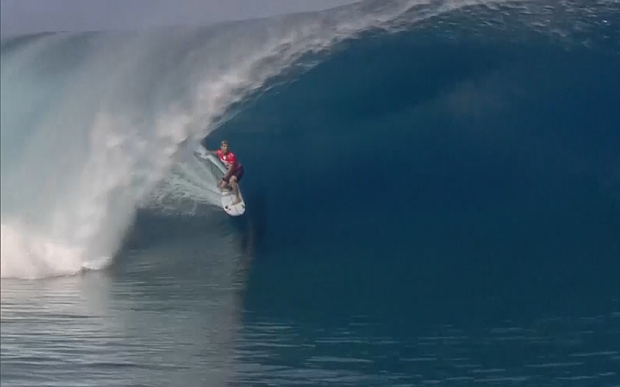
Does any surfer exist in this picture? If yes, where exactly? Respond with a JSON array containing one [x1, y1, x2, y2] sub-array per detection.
[[206, 140, 244, 205]]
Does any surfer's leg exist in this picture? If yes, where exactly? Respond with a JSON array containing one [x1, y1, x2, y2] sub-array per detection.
[[229, 176, 241, 205], [218, 179, 226, 191]]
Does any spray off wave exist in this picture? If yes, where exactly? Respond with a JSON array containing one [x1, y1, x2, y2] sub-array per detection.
[[0, 0, 464, 279]]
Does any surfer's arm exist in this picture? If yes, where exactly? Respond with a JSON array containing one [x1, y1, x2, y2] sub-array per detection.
[[201, 144, 218, 155]]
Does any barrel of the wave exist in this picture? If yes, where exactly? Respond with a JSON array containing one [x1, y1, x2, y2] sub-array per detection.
[[193, 143, 246, 217]]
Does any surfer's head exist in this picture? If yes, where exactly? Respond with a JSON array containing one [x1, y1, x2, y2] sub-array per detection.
[[220, 140, 229, 154]]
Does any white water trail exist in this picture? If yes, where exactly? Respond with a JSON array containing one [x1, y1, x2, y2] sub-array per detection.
[[1, 0, 531, 279]]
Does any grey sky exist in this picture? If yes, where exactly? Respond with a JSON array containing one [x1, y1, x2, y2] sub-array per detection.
[[1, 0, 361, 37]]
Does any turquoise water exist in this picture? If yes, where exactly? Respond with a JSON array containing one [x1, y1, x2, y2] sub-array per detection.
[[2, 1, 620, 385]]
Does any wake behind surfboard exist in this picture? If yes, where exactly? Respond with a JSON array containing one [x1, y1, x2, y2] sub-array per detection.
[[193, 148, 246, 217]]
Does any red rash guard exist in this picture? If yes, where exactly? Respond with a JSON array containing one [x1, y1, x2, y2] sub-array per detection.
[[217, 149, 241, 171]]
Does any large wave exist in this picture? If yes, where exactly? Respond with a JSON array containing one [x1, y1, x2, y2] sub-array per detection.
[[1, 0, 618, 279]]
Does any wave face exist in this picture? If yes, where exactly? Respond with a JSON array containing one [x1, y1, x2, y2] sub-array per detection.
[[2, 0, 619, 279], [205, 0, 620, 271]]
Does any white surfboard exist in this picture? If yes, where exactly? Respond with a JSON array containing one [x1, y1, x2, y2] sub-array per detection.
[[194, 148, 246, 217], [220, 189, 246, 216]]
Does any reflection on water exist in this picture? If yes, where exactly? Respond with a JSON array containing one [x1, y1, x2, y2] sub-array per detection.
[[1, 218, 251, 387], [2, 204, 620, 387], [2, 227, 620, 386]]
